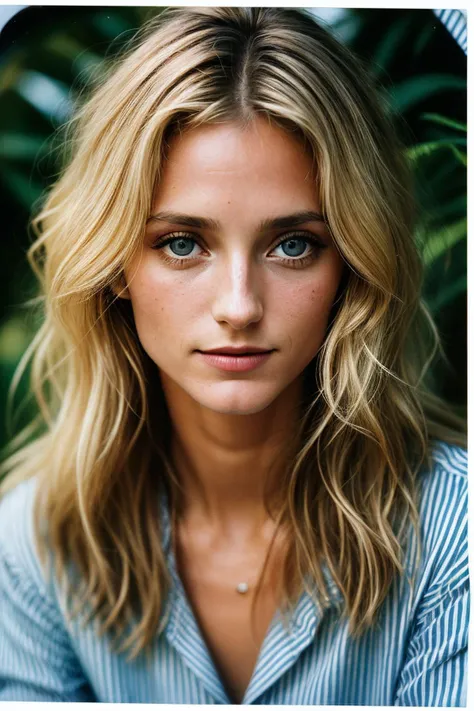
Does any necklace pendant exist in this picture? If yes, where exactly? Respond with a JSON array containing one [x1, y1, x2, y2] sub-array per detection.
[[236, 582, 249, 594]]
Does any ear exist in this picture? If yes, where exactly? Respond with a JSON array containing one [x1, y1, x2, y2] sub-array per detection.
[[110, 274, 131, 300]]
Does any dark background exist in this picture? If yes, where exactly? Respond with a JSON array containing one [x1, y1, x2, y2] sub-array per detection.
[[0, 7, 467, 456]]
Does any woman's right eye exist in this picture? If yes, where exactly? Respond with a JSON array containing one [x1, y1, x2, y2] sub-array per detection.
[[152, 232, 204, 261]]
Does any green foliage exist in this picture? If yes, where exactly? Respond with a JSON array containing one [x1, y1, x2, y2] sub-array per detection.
[[389, 74, 466, 113], [420, 218, 467, 267], [406, 112, 466, 320], [337, 9, 466, 414]]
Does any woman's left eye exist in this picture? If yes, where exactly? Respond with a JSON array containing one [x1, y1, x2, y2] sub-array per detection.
[[270, 232, 326, 264], [272, 232, 328, 268]]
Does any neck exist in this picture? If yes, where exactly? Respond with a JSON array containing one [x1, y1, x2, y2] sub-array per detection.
[[161, 375, 304, 535]]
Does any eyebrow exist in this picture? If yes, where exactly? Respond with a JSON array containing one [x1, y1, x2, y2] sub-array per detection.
[[146, 210, 328, 231]]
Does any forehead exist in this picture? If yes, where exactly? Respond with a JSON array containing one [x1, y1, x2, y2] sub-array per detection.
[[154, 118, 319, 213]]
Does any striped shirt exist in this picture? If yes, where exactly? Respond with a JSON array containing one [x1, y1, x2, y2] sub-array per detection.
[[433, 9, 467, 54], [0, 441, 469, 705]]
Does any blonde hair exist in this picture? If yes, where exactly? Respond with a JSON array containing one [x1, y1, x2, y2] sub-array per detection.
[[1, 6, 465, 658]]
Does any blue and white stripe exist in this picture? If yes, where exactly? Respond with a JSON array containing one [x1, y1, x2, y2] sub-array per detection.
[[433, 9, 467, 54], [0, 441, 469, 705]]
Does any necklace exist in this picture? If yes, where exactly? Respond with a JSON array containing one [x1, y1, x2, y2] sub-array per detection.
[[236, 582, 249, 594]]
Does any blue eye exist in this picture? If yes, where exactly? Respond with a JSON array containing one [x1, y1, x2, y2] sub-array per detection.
[[271, 232, 326, 264], [168, 237, 195, 256], [277, 239, 308, 258], [151, 232, 202, 260]]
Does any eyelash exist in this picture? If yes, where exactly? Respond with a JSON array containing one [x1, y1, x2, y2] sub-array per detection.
[[151, 231, 327, 269]]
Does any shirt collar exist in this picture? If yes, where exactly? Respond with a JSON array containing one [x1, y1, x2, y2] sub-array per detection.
[[158, 491, 344, 704]]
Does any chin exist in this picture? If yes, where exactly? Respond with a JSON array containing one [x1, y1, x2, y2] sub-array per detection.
[[189, 382, 281, 416]]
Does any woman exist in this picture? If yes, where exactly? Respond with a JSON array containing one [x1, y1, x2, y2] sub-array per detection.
[[0, 6, 468, 706]]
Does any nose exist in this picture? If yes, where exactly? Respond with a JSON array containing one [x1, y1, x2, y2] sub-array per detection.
[[211, 253, 263, 330]]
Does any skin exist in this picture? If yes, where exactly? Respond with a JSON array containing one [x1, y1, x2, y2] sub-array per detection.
[[120, 116, 344, 701]]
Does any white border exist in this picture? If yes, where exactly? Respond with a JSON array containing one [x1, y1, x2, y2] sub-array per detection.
[[0, 2, 470, 710]]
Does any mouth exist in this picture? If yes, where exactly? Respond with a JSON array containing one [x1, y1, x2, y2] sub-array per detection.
[[195, 349, 274, 372]]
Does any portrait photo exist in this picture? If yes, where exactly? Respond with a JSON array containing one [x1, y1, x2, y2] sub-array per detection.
[[0, 4, 468, 707]]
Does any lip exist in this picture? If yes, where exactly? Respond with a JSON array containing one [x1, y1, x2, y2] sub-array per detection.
[[196, 351, 274, 372], [199, 346, 273, 355]]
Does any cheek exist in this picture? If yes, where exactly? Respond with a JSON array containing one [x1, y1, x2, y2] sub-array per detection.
[[126, 273, 170, 347], [127, 262, 173, 317], [126, 265, 204, 357], [280, 268, 342, 331]]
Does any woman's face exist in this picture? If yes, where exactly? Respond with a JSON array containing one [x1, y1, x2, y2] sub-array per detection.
[[124, 117, 344, 415]]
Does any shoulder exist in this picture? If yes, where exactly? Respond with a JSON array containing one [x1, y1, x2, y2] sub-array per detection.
[[411, 440, 468, 603], [417, 440, 467, 532], [394, 441, 468, 706], [428, 439, 468, 481], [0, 477, 48, 595]]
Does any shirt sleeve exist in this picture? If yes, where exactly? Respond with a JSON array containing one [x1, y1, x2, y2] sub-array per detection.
[[393, 468, 469, 707], [0, 546, 96, 702]]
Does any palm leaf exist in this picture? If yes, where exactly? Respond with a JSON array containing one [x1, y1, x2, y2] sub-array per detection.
[[389, 74, 466, 113], [405, 140, 466, 162], [421, 112, 467, 132], [0, 133, 48, 160], [422, 217, 467, 266], [450, 146, 467, 167], [428, 275, 467, 313], [372, 15, 412, 74]]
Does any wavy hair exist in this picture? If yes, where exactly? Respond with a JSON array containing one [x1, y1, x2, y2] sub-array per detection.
[[0, 7, 466, 658]]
